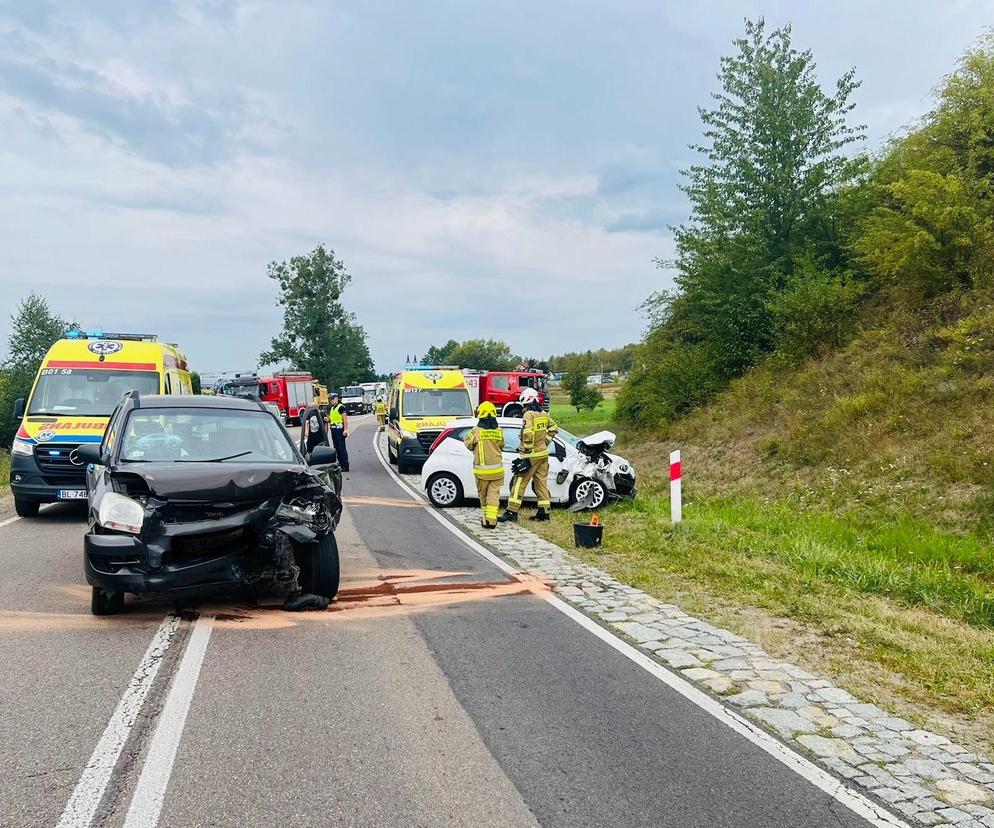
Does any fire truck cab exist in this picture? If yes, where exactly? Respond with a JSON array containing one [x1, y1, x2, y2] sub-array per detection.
[[259, 371, 314, 424], [462, 369, 549, 417]]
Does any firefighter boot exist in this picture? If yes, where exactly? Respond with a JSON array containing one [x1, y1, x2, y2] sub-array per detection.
[[497, 509, 518, 523], [528, 508, 550, 522]]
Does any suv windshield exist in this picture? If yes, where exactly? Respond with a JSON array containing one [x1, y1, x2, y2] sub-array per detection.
[[402, 389, 472, 418], [28, 368, 160, 417], [120, 408, 297, 463]]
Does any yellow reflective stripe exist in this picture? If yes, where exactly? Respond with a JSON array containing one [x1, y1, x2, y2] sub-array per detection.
[[519, 449, 548, 458], [475, 468, 504, 479], [473, 462, 503, 470]]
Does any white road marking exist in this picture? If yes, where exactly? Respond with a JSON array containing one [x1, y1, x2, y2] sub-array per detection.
[[371, 432, 908, 828], [0, 503, 57, 530], [123, 613, 214, 828], [56, 615, 182, 828]]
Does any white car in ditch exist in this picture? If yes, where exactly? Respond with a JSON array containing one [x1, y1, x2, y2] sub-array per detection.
[[420, 417, 636, 510]]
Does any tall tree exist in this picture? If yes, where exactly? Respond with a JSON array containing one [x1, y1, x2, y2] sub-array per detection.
[[619, 19, 865, 426], [448, 339, 517, 371], [680, 18, 865, 284], [259, 245, 375, 388], [0, 294, 70, 444], [423, 339, 459, 365]]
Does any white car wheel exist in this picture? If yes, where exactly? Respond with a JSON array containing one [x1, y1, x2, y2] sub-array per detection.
[[427, 473, 463, 508], [571, 478, 607, 509]]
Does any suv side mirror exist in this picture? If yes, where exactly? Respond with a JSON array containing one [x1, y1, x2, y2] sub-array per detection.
[[75, 444, 104, 466], [308, 445, 338, 468], [12, 398, 24, 419]]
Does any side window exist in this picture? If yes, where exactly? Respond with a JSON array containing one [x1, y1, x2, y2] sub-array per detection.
[[491, 375, 510, 392], [500, 427, 521, 452], [164, 372, 174, 394]]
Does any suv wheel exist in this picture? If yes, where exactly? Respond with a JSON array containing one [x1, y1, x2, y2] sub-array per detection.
[[91, 586, 125, 616], [296, 534, 340, 600]]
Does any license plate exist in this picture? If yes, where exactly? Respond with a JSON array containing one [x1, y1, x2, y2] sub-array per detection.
[[58, 489, 87, 500]]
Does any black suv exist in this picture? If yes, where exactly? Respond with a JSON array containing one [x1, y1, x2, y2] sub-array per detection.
[[78, 392, 342, 615]]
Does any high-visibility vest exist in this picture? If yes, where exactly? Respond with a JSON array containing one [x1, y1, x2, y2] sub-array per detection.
[[374, 401, 386, 415], [464, 426, 504, 478], [519, 409, 558, 459], [329, 403, 345, 428]]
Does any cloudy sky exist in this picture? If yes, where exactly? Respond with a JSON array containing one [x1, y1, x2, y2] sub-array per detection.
[[0, 1, 991, 374]]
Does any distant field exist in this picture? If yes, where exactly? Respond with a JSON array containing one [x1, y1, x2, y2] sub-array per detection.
[[549, 398, 616, 437]]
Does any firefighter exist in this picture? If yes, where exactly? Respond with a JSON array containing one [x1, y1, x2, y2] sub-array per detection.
[[498, 387, 558, 522], [463, 401, 504, 528], [374, 395, 387, 431], [328, 391, 350, 472]]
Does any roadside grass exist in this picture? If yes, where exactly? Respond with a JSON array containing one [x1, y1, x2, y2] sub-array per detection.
[[0, 450, 8, 493], [527, 300, 994, 751], [550, 398, 616, 437], [536, 495, 994, 750]]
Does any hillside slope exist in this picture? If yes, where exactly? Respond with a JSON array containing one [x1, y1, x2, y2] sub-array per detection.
[[537, 292, 994, 753]]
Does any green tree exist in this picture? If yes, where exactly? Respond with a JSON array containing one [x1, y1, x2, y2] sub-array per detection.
[[447, 339, 517, 371], [0, 294, 70, 444], [619, 19, 865, 427], [562, 369, 603, 413], [259, 245, 375, 388], [423, 339, 459, 365], [190, 371, 202, 394]]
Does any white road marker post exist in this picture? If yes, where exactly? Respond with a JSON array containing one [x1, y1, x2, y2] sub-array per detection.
[[669, 449, 682, 524]]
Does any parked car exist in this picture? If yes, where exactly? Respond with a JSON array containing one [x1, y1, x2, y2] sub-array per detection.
[[421, 417, 636, 510], [78, 392, 342, 615]]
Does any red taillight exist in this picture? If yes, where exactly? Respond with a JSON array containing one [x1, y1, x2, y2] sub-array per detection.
[[429, 428, 454, 454]]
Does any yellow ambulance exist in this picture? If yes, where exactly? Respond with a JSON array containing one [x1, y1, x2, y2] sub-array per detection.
[[386, 367, 473, 473], [9, 331, 193, 516]]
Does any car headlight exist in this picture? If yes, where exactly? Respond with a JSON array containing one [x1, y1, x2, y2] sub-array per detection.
[[11, 440, 32, 456], [97, 492, 145, 534], [400, 429, 418, 440]]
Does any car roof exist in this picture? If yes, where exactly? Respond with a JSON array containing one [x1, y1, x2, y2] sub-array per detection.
[[132, 394, 265, 411], [445, 416, 527, 428]]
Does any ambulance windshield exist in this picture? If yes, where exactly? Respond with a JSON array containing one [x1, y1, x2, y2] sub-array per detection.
[[28, 368, 160, 416], [402, 389, 472, 418]]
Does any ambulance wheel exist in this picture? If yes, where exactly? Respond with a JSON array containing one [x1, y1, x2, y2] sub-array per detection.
[[426, 473, 463, 508], [388, 441, 398, 465], [14, 498, 39, 518], [91, 586, 125, 616]]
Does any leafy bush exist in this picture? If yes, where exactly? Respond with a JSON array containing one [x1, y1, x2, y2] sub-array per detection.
[[771, 262, 865, 364]]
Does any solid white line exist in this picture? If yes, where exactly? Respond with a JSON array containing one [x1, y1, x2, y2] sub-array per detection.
[[123, 614, 214, 828], [56, 615, 182, 828], [370, 432, 907, 828], [0, 502, 57, 530]]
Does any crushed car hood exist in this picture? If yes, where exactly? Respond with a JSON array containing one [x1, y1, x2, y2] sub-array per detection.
[[118, 462, 320, 502]]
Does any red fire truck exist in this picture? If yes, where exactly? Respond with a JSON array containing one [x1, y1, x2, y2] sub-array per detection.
[[462, 368, 549, 417], [258, 371, 314, 423]]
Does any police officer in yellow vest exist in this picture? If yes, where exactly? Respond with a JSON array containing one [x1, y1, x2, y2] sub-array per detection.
[[498, 387, 558, 522], [374, 395, 387, 431], [327, 392, 350, 472], [463, 402, 504, 528]]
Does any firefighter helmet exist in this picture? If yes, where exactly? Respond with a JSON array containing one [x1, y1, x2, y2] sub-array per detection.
[[518, 387, 539, 405], [477, 401, 498, 418]]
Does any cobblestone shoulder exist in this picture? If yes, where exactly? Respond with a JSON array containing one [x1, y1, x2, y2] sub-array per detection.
[[379, 433, 994, 828]]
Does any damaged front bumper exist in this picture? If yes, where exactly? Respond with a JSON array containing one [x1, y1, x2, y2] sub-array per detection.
[[85, 480, 342, 599]]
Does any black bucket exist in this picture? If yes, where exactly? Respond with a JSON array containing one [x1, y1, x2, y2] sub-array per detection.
[[573, 522, 604, 548]]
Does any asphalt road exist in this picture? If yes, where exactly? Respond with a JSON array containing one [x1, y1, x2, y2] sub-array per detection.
[[0, 415, 889, 827]]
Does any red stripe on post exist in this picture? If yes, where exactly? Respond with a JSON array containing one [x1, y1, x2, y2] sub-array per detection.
[[669, 461, 682, 481]]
